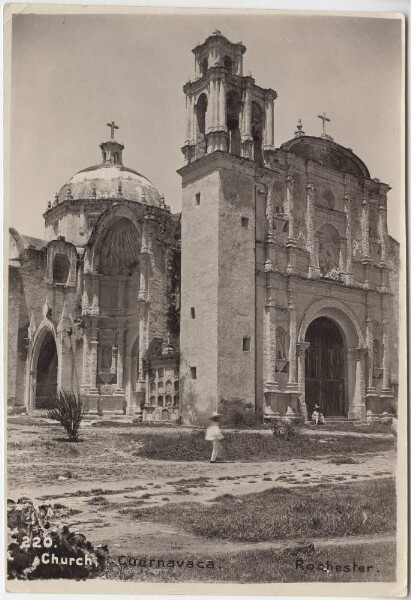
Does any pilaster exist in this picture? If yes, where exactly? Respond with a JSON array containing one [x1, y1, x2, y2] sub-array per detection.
[[349, 347, 367, 419], [297, 342, 310, 421]]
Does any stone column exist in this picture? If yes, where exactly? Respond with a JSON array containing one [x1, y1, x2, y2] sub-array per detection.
[[285, 175, 297, 245], [378, 202, 388, 265], [350, 347, 367, 419], [115, 329, 125, 393], [91, 276, 100, 316], [286, 300, 298, 381], [263, 296, 278, 387], [297, 341, 310, 421], [263, 91, 275, 150], [82, 272, 93, 316], [306, 180, 319, 278], [138, 220, 149, 302], [111, 346, 118, 374], [81, 329, 90, 392], [185, 93, 194, 145], [365, 316, 379, 417], [361, 195, 370, 259], [218, 76, 226, 131], [89, 328, 99, 394], [365, 317, 375, 393], [241, 80, 253, 159], [381, 318, 392, 397], [344, 193, 354, 285]]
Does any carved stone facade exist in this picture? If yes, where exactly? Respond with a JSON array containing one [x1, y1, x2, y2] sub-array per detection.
[[8, 132, 181, 419], [178, 31, 399, 425]]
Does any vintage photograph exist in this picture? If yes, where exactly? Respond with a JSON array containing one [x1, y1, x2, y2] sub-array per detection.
[[5, 6, 407, 595]]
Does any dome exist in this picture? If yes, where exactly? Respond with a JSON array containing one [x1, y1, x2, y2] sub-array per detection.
[[57, 164, 162, 207], [280, 135, 370, 179], [56, 126, 162, 207]]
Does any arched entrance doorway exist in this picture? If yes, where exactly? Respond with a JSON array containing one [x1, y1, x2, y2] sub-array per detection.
[[34, 331, 58, 409], [305, 317, 345, 417]]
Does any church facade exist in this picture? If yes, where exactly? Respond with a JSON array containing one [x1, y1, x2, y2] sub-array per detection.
[[8, 31, 399, 425]]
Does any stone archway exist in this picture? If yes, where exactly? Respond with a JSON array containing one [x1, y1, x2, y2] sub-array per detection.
[[31, 329, 58, 409], [298, 299, 366, 420]]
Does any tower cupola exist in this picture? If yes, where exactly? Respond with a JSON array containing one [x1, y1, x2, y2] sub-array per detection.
[[100, 120, 124, 166], [182, 32, 277, 168]]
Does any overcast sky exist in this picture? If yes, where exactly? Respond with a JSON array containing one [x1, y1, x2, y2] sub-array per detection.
[[10, 11, 403, 240]]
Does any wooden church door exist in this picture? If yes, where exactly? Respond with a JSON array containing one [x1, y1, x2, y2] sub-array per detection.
[[305, 317, 345, 417]]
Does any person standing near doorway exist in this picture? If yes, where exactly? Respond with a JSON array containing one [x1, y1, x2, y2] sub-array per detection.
[[205, 412, 224, 463]]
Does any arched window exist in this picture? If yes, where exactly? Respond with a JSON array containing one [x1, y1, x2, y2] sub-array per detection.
[[195, 93, 208, 159], [252, 102, 264, 166], [158, 395, 164, 407], [52, 253, 70, 284], [201, 57, 208, 76], [149, 395, 156, 406], [223, 55, 233, 72], [226, 90, 241, 156], [174, 380, 179, 391], [165, 380, 172, 393], [174, 393, 179, 406], [162, 408, 170, 421], [165, 395, 172, 406]]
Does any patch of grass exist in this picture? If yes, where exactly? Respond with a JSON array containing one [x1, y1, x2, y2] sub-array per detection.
[[88, 496, 110, 505], [329, 456, 359, 465], [107, 541, 396, 583], [133, 430, 393, 462], [39, 484, 147, 501], [319, 422, 394, 434], [129, 478, 396, 542], [168, 477, 210, 486]]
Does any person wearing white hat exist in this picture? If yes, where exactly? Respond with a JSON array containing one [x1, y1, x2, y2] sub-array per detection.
[[205, 411, 225, 463], [311, 404, 325, 425]]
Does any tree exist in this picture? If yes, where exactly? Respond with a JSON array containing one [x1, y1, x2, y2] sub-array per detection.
[[47, 391, 85, 442]]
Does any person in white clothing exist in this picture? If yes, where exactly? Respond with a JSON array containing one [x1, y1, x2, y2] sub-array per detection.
[[205, 412, 224, 463]]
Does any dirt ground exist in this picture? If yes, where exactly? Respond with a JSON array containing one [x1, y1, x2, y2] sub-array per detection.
[[7, 416, 396, 558]]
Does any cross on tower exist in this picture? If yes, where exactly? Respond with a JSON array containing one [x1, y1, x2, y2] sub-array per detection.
[[317, 112, 331, 136], [107, 120, 119, 139]]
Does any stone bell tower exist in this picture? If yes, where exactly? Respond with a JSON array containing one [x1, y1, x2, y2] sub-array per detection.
[[178, 31, 278, 425]]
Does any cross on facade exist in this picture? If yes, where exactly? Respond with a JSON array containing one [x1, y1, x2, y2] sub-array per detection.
[[318, 112, 331, 136], [107, 120, 119, 139]]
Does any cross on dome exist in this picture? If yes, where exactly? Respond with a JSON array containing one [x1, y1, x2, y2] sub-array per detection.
[[107, 120, 119, 139], [318, 112, 331, 136]]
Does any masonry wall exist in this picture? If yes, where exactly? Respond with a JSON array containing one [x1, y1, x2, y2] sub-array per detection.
[[217, 167, 256, 407], [7, 268, 22, 405], [180, 169, 220, 424]]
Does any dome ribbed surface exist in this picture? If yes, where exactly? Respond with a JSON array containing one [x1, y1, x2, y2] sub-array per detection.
[[57, 164, 161, 206]]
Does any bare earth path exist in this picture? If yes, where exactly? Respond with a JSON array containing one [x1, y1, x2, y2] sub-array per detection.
[[9, 443, 396, 555]]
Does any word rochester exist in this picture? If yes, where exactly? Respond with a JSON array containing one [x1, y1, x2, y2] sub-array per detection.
[[296, 559, 377, 574]]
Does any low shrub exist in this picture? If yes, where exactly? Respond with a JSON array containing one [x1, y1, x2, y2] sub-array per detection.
[[47, 391, 85, 442], [219, 398, 262, 429], [271, 418, 296, 440]]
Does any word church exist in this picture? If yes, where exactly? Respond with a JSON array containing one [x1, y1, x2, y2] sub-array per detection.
[[8, 32, 399, 425]]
